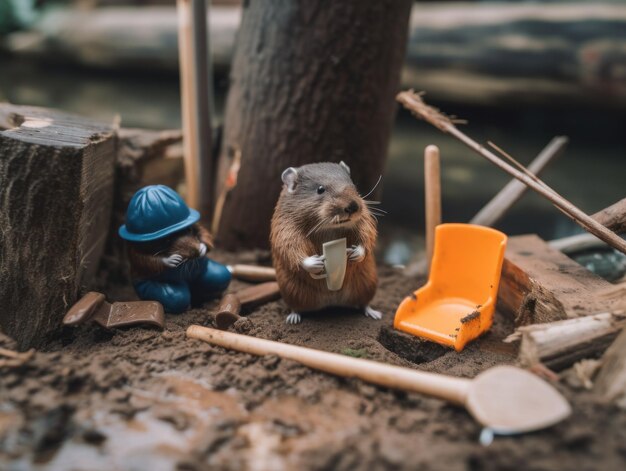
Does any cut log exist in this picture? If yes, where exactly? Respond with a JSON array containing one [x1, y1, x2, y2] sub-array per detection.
[[498, 235, 620, 325], [507, 312, 626, 371], [0, 104, 116, 349], [594, 327, 626, 408]]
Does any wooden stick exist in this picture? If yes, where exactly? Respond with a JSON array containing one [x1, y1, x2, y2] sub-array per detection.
[[227, 264, 276, 282], [187, 325, 469, 404], [471, 136, 568, 227], [397, 91, 626, 255], [592, 197, 626, 234], [177, 0, 213, 220], [424, 145, 441, 269], [505, 311, 626, 371]]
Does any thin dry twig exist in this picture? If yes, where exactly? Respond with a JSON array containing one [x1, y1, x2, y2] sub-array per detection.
[[396, 90, 626, 255]]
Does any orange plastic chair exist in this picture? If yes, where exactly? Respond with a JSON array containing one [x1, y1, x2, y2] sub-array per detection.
[[394, 223, 508, 351]]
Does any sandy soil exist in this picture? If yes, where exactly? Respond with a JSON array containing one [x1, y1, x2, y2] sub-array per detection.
[[1, 252, 625, 471]]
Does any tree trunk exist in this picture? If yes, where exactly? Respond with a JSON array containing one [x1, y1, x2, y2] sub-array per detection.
[[215, 0, 412, 249]]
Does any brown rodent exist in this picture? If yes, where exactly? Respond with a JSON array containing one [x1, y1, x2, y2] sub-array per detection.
[[270, 161, 381, 324], [127, 223, 213, 278]]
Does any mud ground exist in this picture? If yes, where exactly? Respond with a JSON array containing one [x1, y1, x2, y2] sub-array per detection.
[[1, 251, 625, 471]]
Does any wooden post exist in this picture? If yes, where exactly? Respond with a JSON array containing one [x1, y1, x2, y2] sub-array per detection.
[[0, 104, 116, 349], [177, 0, 213, 221], [424, 145, 441, 269]]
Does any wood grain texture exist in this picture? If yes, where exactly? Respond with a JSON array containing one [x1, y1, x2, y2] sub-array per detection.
[[216, 0, 412, 249], [512, 312, 626, 371], [498, 235, 618, 326], [0, 104, 116, 349]]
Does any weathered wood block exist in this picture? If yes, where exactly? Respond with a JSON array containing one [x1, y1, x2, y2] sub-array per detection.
[[0, 104, 116, 349], [498, 234, 618, 326]]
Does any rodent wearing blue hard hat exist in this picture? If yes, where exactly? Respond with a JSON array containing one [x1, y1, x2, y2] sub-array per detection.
[[119, 185, 231, 314]]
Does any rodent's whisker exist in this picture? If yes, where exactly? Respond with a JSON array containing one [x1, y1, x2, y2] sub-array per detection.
[[367, 207, 387, 216], [364, 200, 381, 205], [360, 175, 382, 200], [368, 207, 387, 214], [305, 216, 330, 238]]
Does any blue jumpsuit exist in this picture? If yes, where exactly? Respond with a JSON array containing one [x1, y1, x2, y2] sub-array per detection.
[[134, 257, 231, 313]]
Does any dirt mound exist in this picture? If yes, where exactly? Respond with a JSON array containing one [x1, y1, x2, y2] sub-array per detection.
[[1, 256, 625, 470]]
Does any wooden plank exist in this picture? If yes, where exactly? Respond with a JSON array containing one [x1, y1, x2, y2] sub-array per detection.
[[0, 104, 116, 349], [498, 234, 617, 325], [507, 312, 626, 371]]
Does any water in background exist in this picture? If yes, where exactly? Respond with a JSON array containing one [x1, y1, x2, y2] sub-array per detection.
[[2, 56, 625, 262]]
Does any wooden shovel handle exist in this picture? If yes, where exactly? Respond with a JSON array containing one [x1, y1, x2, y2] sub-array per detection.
[[186, 326, 470, 405]]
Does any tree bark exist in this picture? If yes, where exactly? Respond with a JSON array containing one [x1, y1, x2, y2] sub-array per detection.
[[0, 104, 116, 349], [215, 0, 412, 249]]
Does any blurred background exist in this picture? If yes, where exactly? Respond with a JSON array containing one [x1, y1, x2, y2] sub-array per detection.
[[1, 0, 625, 265]]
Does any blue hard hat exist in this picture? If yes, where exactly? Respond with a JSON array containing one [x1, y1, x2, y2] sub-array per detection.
[[118, 185, 200, 242]]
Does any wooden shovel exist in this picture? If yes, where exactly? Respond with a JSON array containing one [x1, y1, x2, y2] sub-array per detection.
[[214, 282, 281, 329], [187, 326, 571, 434]]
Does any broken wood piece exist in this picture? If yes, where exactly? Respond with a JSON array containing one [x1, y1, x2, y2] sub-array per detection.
[[498, 234, 621, 325], [505, 311, 626, 371], [63, 292, 165, 330], [424, 145, 441, 270], [227, 264, 276, 282], [215, 294, 241, 330], [594, 327, 626, 408], [397, 91, 626, 255], [592, 197, 626, 234], [471, 136, 568, 227], [214, 282, 281, 330], [0, 104, 116, 350]]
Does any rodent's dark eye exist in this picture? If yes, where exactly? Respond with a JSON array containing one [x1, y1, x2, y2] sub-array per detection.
[[317, 186, 326, 195]]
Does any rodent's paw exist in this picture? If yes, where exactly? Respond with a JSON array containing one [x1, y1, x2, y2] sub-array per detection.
[[198, 243, 208, 257], [285, 313, 302, 325], [301, 255, 326, 275], [162, 254, 184, 268], [364, 306, 382, 320], [347, 244, 365, 262]]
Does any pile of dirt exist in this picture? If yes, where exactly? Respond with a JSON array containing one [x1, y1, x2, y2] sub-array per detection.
[[1, 253, 625, 470]]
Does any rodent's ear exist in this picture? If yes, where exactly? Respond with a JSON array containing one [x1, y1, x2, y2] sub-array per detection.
[[281, 167, 298, 193], [339, 161, 351, 175]]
